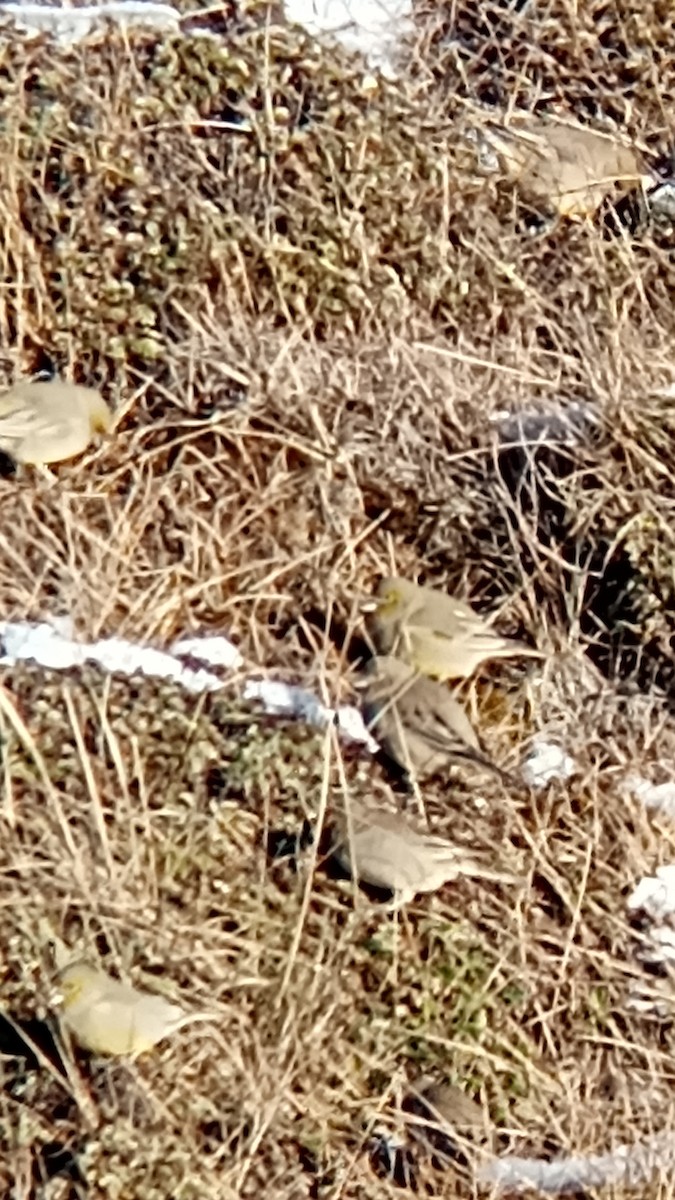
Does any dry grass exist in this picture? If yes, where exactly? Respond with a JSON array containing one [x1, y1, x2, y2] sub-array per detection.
[[1, 1, 675, 1197]]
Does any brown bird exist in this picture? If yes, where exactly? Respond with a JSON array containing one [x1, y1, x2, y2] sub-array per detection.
[[0, 380, 112, 466], [402, 1076, 488, 1168], [364, 577, 542, 681], [52, 960, 211, 1057], [331, 803, 519, 905], [359, 655, 507, 781], [481, 117, 644, 218], [404, 1076, 485, 1134]]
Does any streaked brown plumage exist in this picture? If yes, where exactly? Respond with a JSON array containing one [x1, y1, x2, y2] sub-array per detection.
[[331, 803, 519, 905], [0, 380, 112, 466], [482, 118, 643, 218], [359, 655, 506, 781], [365, 577, 542, 681], [53, 961, 209, 1057]]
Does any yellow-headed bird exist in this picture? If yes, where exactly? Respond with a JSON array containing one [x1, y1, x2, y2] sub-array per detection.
[[0, 380, 112, 466], [365, 577, 542, 681], [53, 961, 209, 1057]]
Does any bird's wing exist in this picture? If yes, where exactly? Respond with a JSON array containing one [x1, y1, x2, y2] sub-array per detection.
[[426, 842, 521, 884], [418, 691, 479, 751], [482, 123, 554, 179], [72, 995, 136, 1053], [337, 818, 413, 889], [0, 406, 39, 441], [16, 422, 90, 465], [137, 997, 184, 1041], [341, 831, 401, 889]]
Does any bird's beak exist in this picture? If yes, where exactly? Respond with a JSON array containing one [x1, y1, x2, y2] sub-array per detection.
[[48, 986, 64, 1006], [360, 599, 378, 613]]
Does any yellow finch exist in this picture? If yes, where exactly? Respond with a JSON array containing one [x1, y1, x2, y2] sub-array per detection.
[[359, 655, 506, 781], [482, 118, 643, 218], [0, 380, 112, 466], [364, 576, 542, 681], [331, 803, 518, 905], [53, 961, 210, 1057]]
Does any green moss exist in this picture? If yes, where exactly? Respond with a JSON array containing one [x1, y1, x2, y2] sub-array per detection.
[[0, 15, 500, 372]]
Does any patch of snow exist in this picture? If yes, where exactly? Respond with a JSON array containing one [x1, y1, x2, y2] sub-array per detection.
[[244, 678, 330, 723], [649, 926, 675, 962], [521, 739, 576, 787], [243, 677, 377, 749], [478, 1130, 675, 1193], [171, 635, 243, 670], [627, 864, 675, 985], [648, 181, 675, 224], [627, 863, 675, 922], [0, 0, 414, 76], [0, 621, 80, 672], [625, 994, 670, 1018], [0, 619, 376, 748], [283, 0, 413, 77], [89, 635, 225, 693], [0, 1, 182, 44], [335, 703, 378, 749], [0, 620, 225, 693], [625, 773, 675, 819]]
